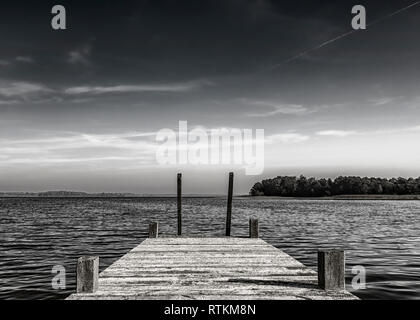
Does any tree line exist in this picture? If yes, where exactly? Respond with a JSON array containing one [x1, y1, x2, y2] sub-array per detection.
[[249, 175, 420, 197]]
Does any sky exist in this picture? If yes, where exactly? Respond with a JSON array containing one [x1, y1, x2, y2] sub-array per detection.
[[1, 0, 420, 194]]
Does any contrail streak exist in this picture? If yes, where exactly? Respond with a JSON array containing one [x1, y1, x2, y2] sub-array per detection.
[[271, 1, 420, 69]]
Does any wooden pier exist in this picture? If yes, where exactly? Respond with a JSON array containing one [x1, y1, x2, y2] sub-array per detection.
[[67, 173, 358, 300], [68, 236, 357, 300]]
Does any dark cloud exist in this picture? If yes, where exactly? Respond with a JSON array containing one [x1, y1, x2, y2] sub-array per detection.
[[1, 0, 420, 192]]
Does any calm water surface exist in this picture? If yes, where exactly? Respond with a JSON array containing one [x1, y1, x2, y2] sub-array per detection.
[[1, 197, 419, 300]]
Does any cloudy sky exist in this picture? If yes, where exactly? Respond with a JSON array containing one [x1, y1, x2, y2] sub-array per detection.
[[1, 0, 420, 194]]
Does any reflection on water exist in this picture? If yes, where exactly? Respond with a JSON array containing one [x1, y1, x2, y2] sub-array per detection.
[[1, 197, 419, 300]]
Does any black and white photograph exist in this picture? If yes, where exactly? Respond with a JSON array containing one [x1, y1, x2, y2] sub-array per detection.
[[1, 0, 420, 310]]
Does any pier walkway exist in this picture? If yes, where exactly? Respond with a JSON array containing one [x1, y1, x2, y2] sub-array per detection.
[[67, 236, 357, 300]]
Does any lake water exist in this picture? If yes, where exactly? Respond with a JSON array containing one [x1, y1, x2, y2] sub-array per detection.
[[1, 197, 419, 300]]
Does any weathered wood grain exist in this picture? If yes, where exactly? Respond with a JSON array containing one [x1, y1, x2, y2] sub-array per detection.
[[226, 172, 234, 236], [318, 250, 345, 290], [249, 218, 259, 238], [148, 222, 158, 238], [76, 256, 99, 293], [68, 237, 357, 300], [139, 237, 266, 244], [177, 173, 182, 236]]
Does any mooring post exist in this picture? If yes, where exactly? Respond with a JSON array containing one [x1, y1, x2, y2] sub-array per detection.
[[225, 172, 234, 236], [318, 250, 345, 290], [249, 218, 259, 238], [76, 256, 99, 293], [177, 173, 182, 236], [149, 222, 158, 238]]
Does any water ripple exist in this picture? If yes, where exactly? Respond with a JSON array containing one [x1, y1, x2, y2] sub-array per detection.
[[0, 197, 419, 300]]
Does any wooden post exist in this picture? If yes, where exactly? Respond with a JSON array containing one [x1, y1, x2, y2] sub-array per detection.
[[76, 256, 99, 293], [177, 173, 182, 236], [318, 250, 345, 290], [249, 218, 259, 238], [225, 172, 234, 236], [149, 222, 158, 238]]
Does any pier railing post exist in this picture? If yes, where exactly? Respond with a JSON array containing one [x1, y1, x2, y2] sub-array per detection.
[[76, 256, 99, 293], [225, 172, 234, 236], [318, 250, 345, 290], [149, 222, 158, 238], [249, 218, 259, 238], [177, 173, 182, 236]]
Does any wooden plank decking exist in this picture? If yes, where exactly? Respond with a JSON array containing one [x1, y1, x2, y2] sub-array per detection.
[[67, 237, 357, 300]]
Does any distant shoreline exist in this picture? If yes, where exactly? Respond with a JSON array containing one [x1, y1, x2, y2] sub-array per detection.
[[0, 191, 222, 198], [0, 195, 222, 199], [240, 194, 420, 201], [0, 194, 419, 200]]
